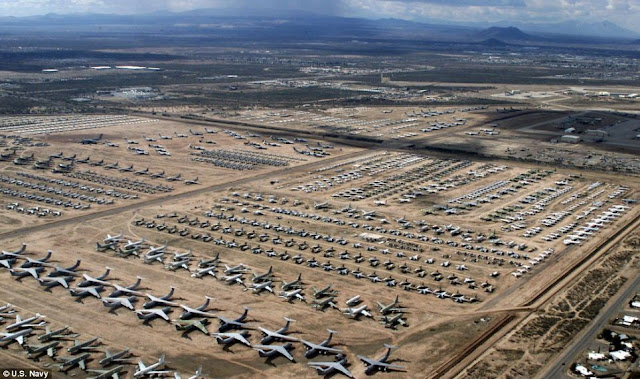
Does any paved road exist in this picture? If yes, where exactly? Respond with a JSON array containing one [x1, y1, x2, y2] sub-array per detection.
[[537, 270, 640, 379]]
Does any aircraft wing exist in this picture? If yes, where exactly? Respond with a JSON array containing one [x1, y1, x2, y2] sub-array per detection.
[[358, 355, 378, 366], [195, 323, 208, 334], [16, 335, 25, 345], [375, 362, 405, 371], [309, 362, 353, 378], [137, 361, 146, 370], [275, 346, 295, 361], [79, 358, 86, 370]]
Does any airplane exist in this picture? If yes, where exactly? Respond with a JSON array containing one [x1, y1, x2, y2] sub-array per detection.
[[87, 365, 125, 379], [301, 329, 342, 358], [25, 341, 60, 358], [39, 275, 74, 290], [38, 326, 79, 342], [109, 276, 144, 297], [179, 297, 216, 319], [213, 331, 251, 347], [279, 289, 305, 302], [281, 273, 303, 291], [79, 267, 112, 287], [119, 165, 134, 173], [245, 281, 274, 294], [343, 304, 373, 319], [222, 273, 246, 286], [197, 253, 220, 268], [46, 259, 81, 277], [314, 202, 329, 210], [312, 297, 338, 311], [380, 313, 407, 329], [204, 128, 218, 134], [378, 295, 402, 315], [20, 250, 52, 267], [313, 285, 338, 298], [252, 266, 274, 283], [1, 243, 27, 258], [253, 343, 295, 362], [0, 328, 33, 346], [189, 129, 203, 136], [56, 352, 91, 372], [6, 313, 45, 331], [143, 287, 178, 308], [345, 295, 361, 307], [67, 337, 101, 354], [173, 250, 193, 260], [357, 344, 406, 374], [191, 266, 216, 279], [10, 266, 45, 279], [0, 303, 14, 314], [122, 238, 146, 251], [70, 285, 104, 299], [150, 170, 165, 179], [173, 318, 210, 335], [184, 177, 199, 185], [174, 367, 203, 379], [102, 297, 138, 311], [166, 259, 191, 272], [96, 241, 118, 252], [81, 134, 104, 145], [308, 354, 354, 378], [144, 251, 165, 264], [134, 355, 169, 377], [134, 167, 149, 176], [105, 162, 119, 170], [223, 263, 248, 274], [135, 307, 172, 323], [217, 307, 250, 332], [166, 173, 182, 182], [259, 317, 298, 344], [99, 348, 132, 366], [143, 135, 157, 142]]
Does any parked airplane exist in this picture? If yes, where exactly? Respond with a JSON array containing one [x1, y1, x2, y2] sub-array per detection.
[[179, 297, 216, 319], [253, 343, 295, 362], [0, 328, 33, 345], [81, 134, 104, 145], [109, 276, 143, 297], [308, 354, 353, 378], [25, 341, 60, 358], [56, 352, 91, 372], [135, 307, 171, 323], [79, 267, 112, 287], [68, 337, 101, 354], [173, 318, 210, 335], [134, 355, 168, 377], [102, 297, 138, 311], [301, 330, 343, 358], [378, 295, 402, 315], [279, 289, 305, 302], [87, 365, 125, 379], [213, 331, 251, 347], [281, 273, 303, 291], [217, 307, 250, 332], [259, 317, 298, 344], [357, 344, 406, 374], [99, 348, 132, 366], [6, 313, 45, 331], [38, 326, 78, 342], [143, 287, 178, 308]]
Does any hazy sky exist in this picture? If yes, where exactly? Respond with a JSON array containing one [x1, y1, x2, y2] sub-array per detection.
[[1, 0, 639, 31]]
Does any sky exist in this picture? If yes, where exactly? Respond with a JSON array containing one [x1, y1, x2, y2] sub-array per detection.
[[1, 0, 639, 32]]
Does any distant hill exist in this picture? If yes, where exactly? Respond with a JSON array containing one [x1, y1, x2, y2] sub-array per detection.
[[473, 26, 537, 42]]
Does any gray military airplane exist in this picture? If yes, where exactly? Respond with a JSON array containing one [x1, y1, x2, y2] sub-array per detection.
[[259, 317, 298, 344], [25, 341, 60, 358], [0, 328, 33, 346], [143, 250, 165, 264], [79, 267, 112, 287], [281, 273, 303, 291], [38, 276, 74, 291], [166, 259, 191, 272], [179, 297, 216, 319], [253, 343, 295, 362], [222, 273, 246, 286], [96, 241, 118, 252], [56, 352, 91, 372], [108, 277, 144, 297], [146, 243, 168, 256], [134, 355, 169, 377], [38, 325, 79, 342], [217, 307, 250, 332], [10, 266, 45, 279], [301, 329, 343, 358], [308, 354, 354, 378], [279, 288, 305, 302], [380, 313, 407, 329], [102, 297, 138, 311], [87, 365, 125, 379], [99, 348, 132, 366], [20, 250, 52, 268], [81, 134, 103, 145], [135, 307, 172, 323], [357, 344, 406, 374], [68, 337, 101, 354], [1, 243, 27, 257], [46, 260, 82, 277], [184, 177, 199, 185], [143, 287, 178, 308], [252, 266, 274, 283], [6, 313, 45, 331], [223, 263, 248, 275], [70, 285, 104, 299], [213, 331, 251, 347], [377, 295, 402, 315], [313, 285, 338, 298], [311, 296, 338, 311]]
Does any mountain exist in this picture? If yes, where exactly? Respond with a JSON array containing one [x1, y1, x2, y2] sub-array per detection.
[[473, 26, 537, 42], [491, 20, 638, 39]]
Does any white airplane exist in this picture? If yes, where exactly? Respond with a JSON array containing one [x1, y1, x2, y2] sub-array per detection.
[[103, 232, 124, 244], [223, 264, 248, 274], [0, 327, 33, 345], [342, 304, 372, 319], [6, 313, 45, 331], [222, 273, 246, 286], [279, 289, 305, 302], [345, 295, 361, 307], [245, 281, 273, 294], [143, 287, 178, 308], [134, 355, 169, 377], [213, 332, 251, 347], [191, 266, 217, 278], [179, 297, 216, 319]]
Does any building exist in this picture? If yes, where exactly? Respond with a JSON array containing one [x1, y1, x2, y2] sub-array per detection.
[[560, 135, 581, 144]]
